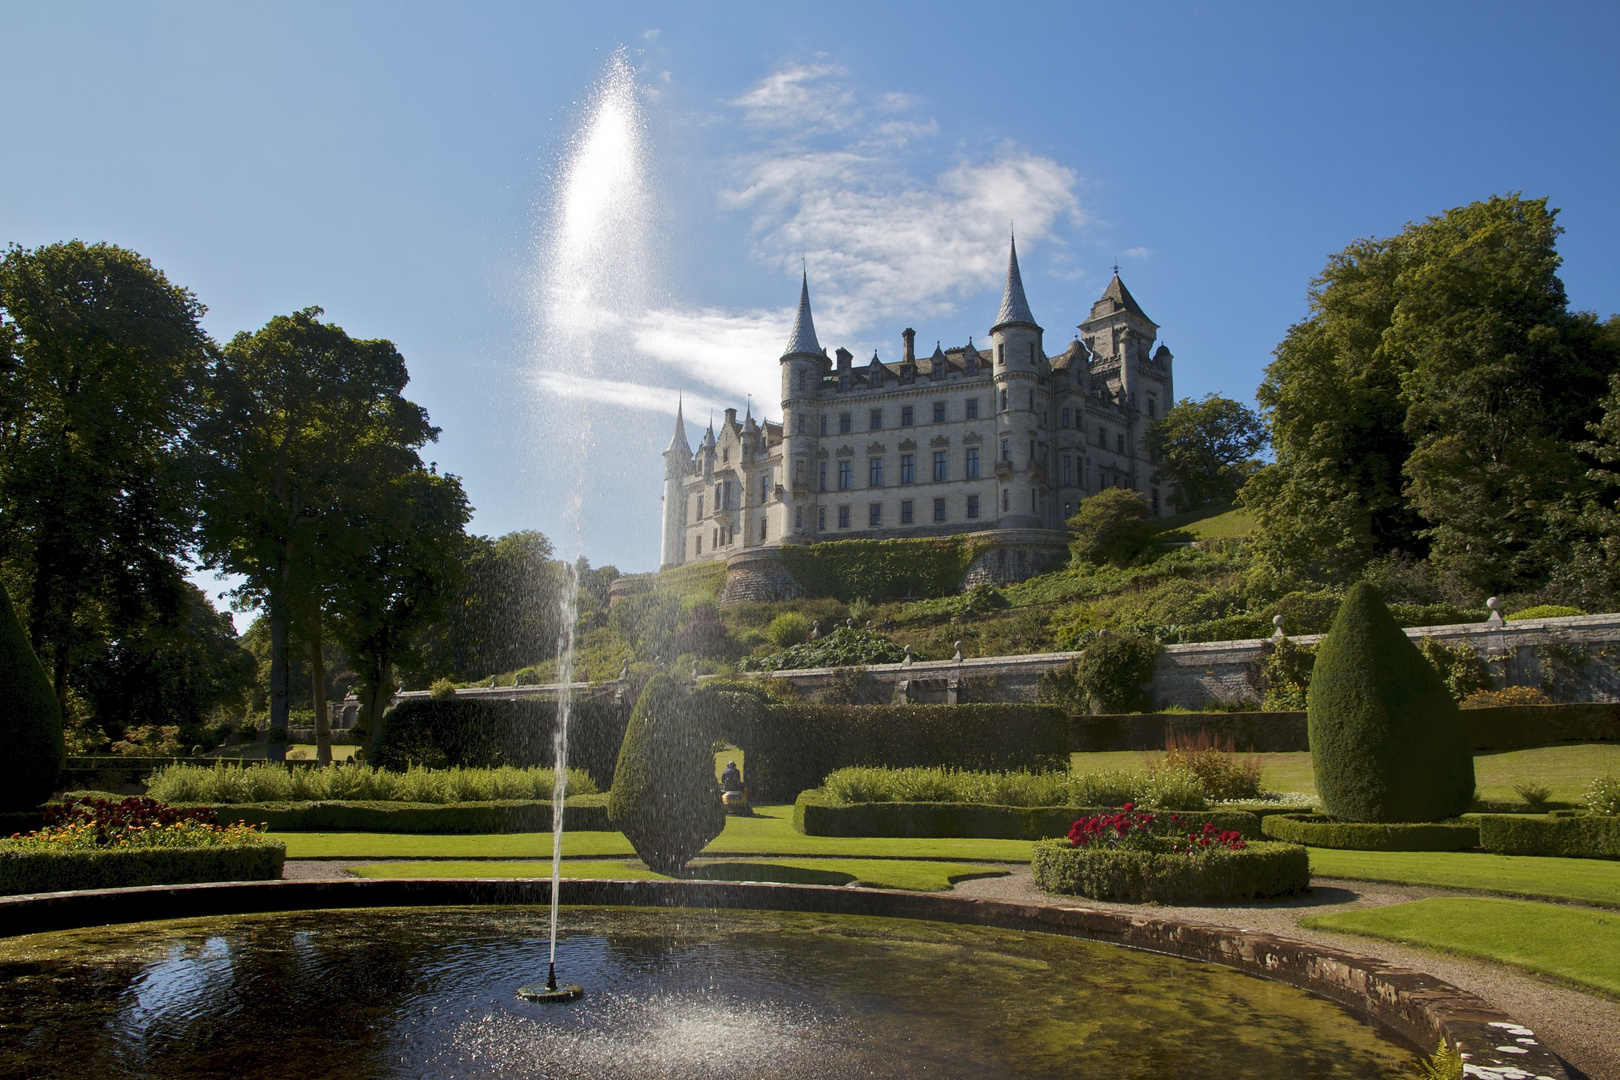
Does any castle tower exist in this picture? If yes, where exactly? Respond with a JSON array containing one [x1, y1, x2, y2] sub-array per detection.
[[660, 399, 692, 569], [990, 235, 1046, 527], [1080, 271, 1165, 418], [779, 272, 826, 535]]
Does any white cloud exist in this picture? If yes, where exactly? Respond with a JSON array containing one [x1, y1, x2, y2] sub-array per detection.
[[533, 371, 734, 423], [1121, 246, 1152, 260], [731, 62, 861, 133]]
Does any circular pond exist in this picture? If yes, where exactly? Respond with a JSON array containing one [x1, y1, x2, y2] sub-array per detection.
[[0, 905, 1419, 1078]]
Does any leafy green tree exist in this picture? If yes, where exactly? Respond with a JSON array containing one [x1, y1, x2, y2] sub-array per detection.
[[1066, 488, 1157, 566], [1246, 195, 1619, 592], [0, 581, 62, 809], [194, 308, 438, 763], [410, 531, 563, 683], [0, 241, 210, 708], [1146, 394, 1267, 512]]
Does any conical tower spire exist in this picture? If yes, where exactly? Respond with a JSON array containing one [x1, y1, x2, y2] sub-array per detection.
[[991, 233, 1040, 333], [782, 271, 823, 358], [664, 395, 691, 456]]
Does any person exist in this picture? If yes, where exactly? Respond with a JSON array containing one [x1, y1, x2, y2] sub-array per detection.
[[720, 760, 743, 792]]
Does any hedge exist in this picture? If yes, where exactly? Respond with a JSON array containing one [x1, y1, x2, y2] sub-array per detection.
[[1475, 813, 1620, 859], [792, 789, 1260, 840], [777, 536, 986, 602], [371, 692, 631, 784], [1031, 838, 1310, 903], [198, 795, 612, 834], [0, 841, 285, 896], [1261, 813, 1478, 851], [1463, 702, 1620, 751], [734, 704, 1070, 803]]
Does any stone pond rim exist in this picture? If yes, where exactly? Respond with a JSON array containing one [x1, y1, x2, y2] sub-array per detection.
[[0, 877, 1572, 1079]]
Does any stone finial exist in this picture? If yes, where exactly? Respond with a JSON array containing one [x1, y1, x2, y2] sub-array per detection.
[[1272, 615, 1286, 642], [847, 618, 855, 630], [810, 621, 821, 640], [1486, 597, 1504, 626], [903, 645, 915, 667], [953, 640, 964, 662], [620, 658, 631, 681], [692, 659, 700, 681]]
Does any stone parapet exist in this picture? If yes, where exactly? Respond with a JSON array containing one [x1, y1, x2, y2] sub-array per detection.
[[720, 547, 806, 604]]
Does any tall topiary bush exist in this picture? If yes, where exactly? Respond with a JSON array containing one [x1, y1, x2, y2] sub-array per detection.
[[1307, 582, 1473, 822], [607, 674, 726, 873], [0, 583, 64, 810]]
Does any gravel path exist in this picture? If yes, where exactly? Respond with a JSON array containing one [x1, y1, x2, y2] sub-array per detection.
[[282, 859, 1618, 1078]]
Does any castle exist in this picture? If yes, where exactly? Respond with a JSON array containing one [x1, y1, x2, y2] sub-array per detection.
[[659, 237, 1176, 584]]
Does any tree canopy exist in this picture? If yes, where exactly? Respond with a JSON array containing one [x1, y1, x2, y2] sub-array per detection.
[[1145, 393, 1267, 512]]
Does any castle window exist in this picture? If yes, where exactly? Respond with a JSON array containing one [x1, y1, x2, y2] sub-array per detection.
[[932, 451, 948, 482], [761, 474, 770, 503], [840, 374, 850, 391], [1062, 455, 1073, 485], [839, 412, 852, 434], [1064, 501, 1072, 518], [694, 535, 701, 555], [1117, 433, 1125, 454], [1147, 396, 1156, 418], [932, 498, 946, 523], [1027, 391, 1034, 410], [932, 401, 946, 423], [818, 507, 826, 531], [1061, 407, 1071, 428], [966, 355, 978, 375], [722, 448, 728, 463], [696, 495, 704, 518], [794, 459, 804, 486], [965, 398, 979, 420], [795, 505, 803, 530], [838, 461, 853, 490], [868, 503, 882, 527], [900, 454, 915, 484], [819, 415, 828, 436], [901, 405, 914, 427], [1002, 488, 1009, 512], [870, 408, 883, 430], [1098, 424, 1107, 448], [797, 370, 806, 391], [967, 494, 980, 519], [1029, 343, 1036, 364], [1151, 487, 1160, 512], [838, 505, 851, 529], [1031, 488, 1037, 513], [869, 457, 883, 487], [965, 447, 979, 479], [713, 528, 719, 548], [901, 500, 914, 524], [999, 390, 1007, 412], [715, 483, 722, 509], [760, 518, 768, 541], [996, 343, 1003, 366], [818, 462, 827, 492], [1001, 439, 1009, 461], [1029, 439, 1034, 461], [871, 367, 883, 388]]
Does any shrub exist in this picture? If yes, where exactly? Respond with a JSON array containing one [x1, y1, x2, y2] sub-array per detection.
[[1260, 813, 1478, 851], [1588, 776, 1620, 816], [1159, 730, 1263, 801], [742, 627, 907, 672], [1258, 637, 1315, 711], [190, 796, 612, 834], [778, 536, 985, 602], [1506, 605, 1585, 621], [1513, 782, 1552, 810], [370, 694, 630, 786], [1460, 685, 1551, 709], [147, 762, 597, 804], [1306, 583, 1474, 823], [765, 612, 810, 648], [429, 679, 457, 700], [1416, 638, 1491, 703], [1475, 812, 1620, 858], [607, 675, 726, 874], [1032, 836, 1309, 903], [735, 704, 1071, 803], [0, 844, 285, 896], [1049, 631, 1159, 714], [0, 582, 63, 811], [1066, 489, 1157, 566], [1138, 767, 1210, 810]]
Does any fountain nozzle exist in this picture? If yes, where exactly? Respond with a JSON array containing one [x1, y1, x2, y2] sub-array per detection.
[[547, 961, 557, 991]]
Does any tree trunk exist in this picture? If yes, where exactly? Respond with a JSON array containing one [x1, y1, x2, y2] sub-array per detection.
[[269, 607, 289, 759], [309, 612, 332, 765], [359, 658, 394, 760]]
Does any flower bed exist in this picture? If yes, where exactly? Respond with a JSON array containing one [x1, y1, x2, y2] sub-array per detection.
[[1032, 805, 1309, 903], [1261, 813, 1478, 852], [0, 796, 284, 895]]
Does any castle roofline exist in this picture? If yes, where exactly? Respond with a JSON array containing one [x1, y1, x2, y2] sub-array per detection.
[[781, 271, 823, 359], [990, 234, 1041, 334]]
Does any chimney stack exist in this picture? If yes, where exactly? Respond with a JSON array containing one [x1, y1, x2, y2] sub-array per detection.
[[902, 328, 916, 364], [724, 407, 737, 427]]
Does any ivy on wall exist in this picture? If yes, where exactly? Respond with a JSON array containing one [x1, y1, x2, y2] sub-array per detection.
[[779, 537, 989, 602]]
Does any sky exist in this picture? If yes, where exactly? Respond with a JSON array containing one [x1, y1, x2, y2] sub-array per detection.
[[3, 2, 1617, 624]]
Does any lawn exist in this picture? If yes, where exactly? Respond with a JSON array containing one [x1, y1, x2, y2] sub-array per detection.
[[276, 804, 1037, 862], [1307, 848, 1620, 908], [1302, 897, 1620, 998], [1069, 744, 1620, 804], [350, 857, 1008, 891]]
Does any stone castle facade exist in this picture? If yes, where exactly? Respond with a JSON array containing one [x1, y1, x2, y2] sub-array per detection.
[[659, 237, 1175, 574]]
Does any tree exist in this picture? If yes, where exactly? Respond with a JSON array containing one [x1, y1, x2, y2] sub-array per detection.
[[0, 241, 210, 709], [1145, 394, 1267, 512], [410, 531, 562, 683], [1245, 195, 1620, 592], [1065, 488, 1156, 566], [194, 308, 438, 763], [0, 581, 63, 810], [327, 466, 471, 754], [608, 674, 726, 873], [1306, 583, 1473, 822]]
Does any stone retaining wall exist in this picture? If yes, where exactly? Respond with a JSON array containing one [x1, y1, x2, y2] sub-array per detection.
[[0, 878, 1570, 1078]]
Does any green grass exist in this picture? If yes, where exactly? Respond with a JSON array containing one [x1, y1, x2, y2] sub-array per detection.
[[1307, 848, 1620, 908], [1070, 745, 1620, 804], [1302, 897, 1620, 998], [1149, 505, 1255, 542], [349, 857, 1007, 892], [276, 804, 1037, 862]]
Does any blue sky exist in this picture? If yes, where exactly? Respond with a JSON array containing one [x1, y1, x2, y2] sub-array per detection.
[[3, 2, 1617, 616]]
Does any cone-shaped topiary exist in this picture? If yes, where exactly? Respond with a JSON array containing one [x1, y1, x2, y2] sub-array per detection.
[[1307, 582, 1474, 822], [0, 583, 63, 810], [607, 674, 726, 874]]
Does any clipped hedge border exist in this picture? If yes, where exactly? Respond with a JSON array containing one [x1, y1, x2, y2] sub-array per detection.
[[1475, 813, 1620, 859], [1031, 838, 1310, 904], [792, 789, 1260, 841], [199, 795, 612, 834], [0, 842, 285, 897], [1261, 813, 1478, 852]]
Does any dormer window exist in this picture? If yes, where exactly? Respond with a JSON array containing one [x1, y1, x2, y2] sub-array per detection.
[[722, 448, 728, 463], [966, 355, 978, 375]]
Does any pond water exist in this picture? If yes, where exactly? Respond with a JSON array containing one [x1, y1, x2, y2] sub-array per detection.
[[0, 906, 1418, 1078]]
